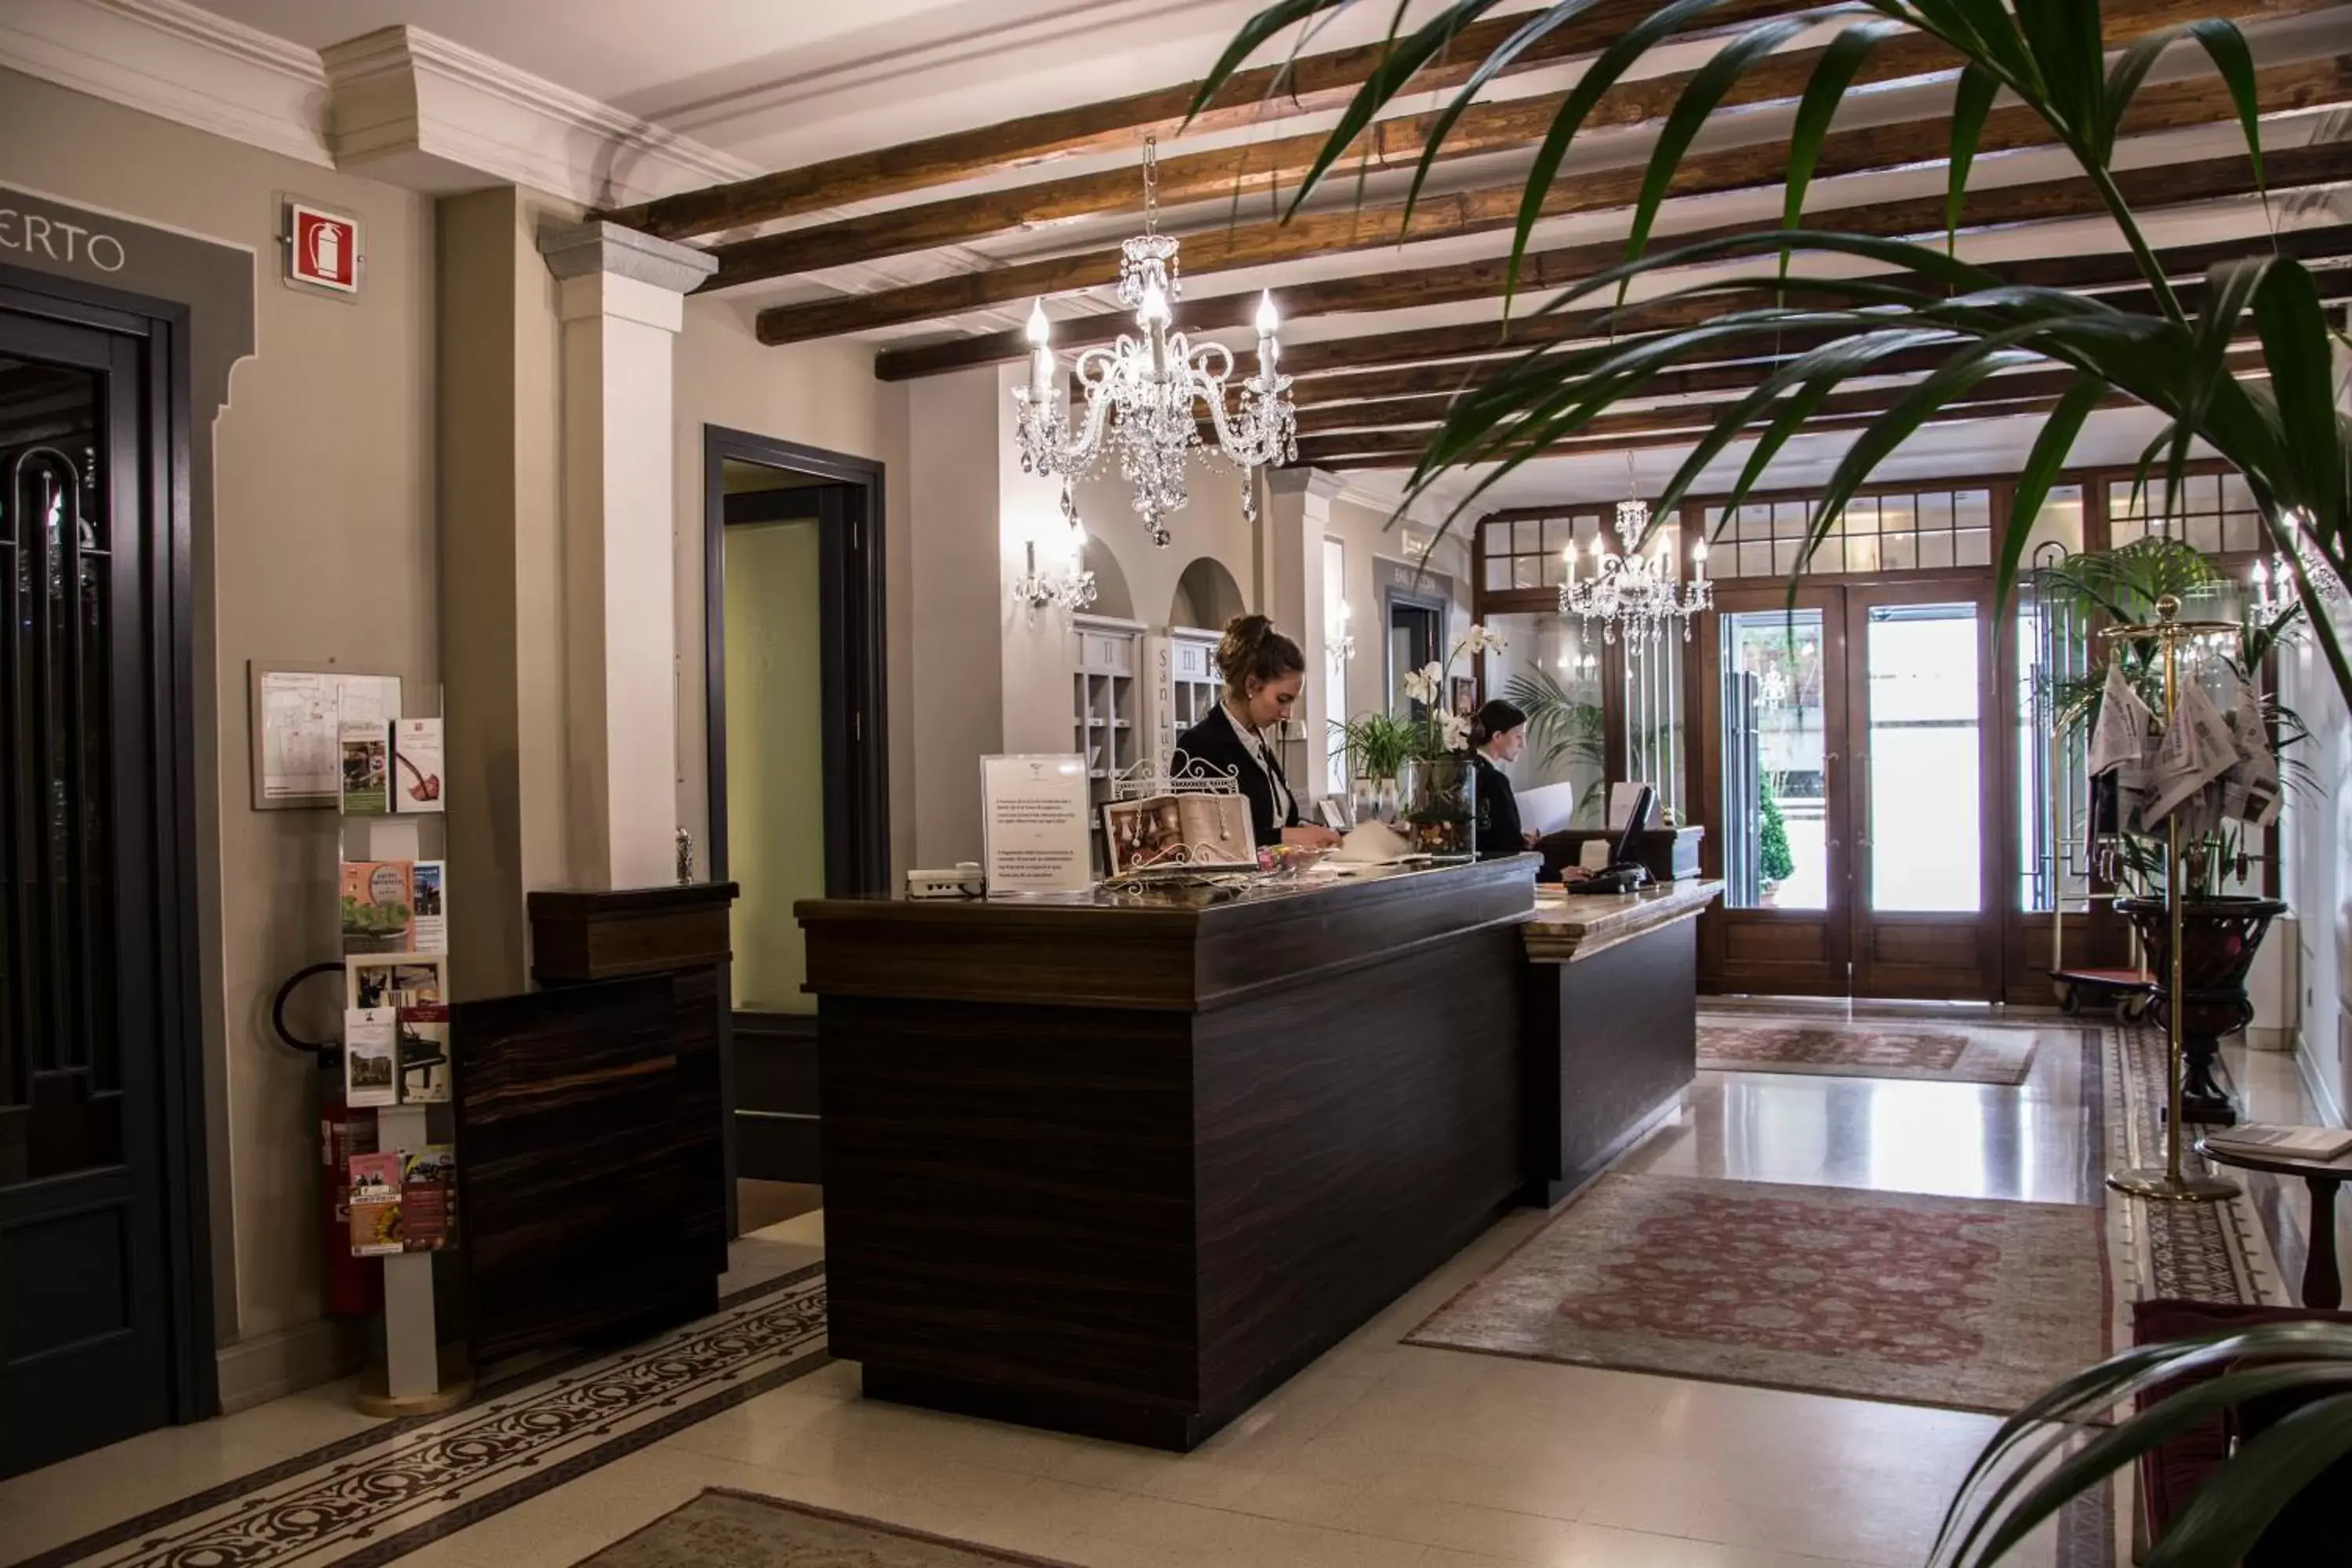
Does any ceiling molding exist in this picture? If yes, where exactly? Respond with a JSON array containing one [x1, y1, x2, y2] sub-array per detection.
[[0, 0, 331, 168]]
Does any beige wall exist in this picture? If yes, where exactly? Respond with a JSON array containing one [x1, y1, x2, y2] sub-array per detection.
[[671, 299, 915, 883], [723, 519, 824, 1013], [0, 72, 439, 1370]]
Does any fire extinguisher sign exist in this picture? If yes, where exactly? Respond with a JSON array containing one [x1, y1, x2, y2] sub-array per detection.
[[284, 198, 360, 296]]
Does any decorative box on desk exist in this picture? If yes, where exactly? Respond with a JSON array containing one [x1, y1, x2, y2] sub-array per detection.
[[1540, 826, 1704, 883]]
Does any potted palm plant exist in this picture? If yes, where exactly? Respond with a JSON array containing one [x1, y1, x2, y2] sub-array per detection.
[[2041, 536, 2303, 1120], [1194, 0, 2352, 711], [1330, 710, 1418, 822], [1502, 666, 1609, 826]]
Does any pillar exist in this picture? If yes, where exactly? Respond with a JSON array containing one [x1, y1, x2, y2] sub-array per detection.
[[1267, 467, 1346, 802], [537, 220, 717, 889]]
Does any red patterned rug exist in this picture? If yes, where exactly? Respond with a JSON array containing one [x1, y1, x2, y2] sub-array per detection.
[[1407, 1174, 2107, 1414], [1697, 1015, 2038, 1085]]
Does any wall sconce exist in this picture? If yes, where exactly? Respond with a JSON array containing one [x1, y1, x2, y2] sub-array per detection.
[[1014, 515, 1097, 622], [1327, 599, 1356, 675]]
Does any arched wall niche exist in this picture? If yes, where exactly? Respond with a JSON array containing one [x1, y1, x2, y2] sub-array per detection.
[[1170, 556, 1246, 634]]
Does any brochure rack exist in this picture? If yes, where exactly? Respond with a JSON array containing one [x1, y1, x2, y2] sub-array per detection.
[[339, 709, 470, 1415]]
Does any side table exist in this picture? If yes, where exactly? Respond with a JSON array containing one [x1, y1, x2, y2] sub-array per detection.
[[2194, 1138, 2352, 1309]]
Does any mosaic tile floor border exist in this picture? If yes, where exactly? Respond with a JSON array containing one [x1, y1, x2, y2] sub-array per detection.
[[14, 1265, 828, 1568]]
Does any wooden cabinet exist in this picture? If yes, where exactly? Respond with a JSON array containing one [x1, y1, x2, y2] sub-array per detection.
[[1147, 627, 1221, 768], [1073, 615, 1143, 871]]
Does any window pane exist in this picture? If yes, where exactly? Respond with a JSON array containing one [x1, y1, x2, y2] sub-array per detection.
[[2187, 473, 2220, 517], [1543, 517, 1571, 554], [2188, 515, 2221, 554], [1879, 495, 1917, 536], [2112, 514, 2146, 545], [1774, 539, 1802, 575], [1867, 603, 1980, 913], [1956, 491, 1992, 530], [1514, 519, 1541, 554], [1740, 503, 1773, 540], [1882, 531, 1917, 571], [1957, 528, 1991, 567], [1542, 551, 1566, 587], [1918, 492, 1955, 533], [2221, 472, 2256, 514], [1845, 497, 1879, 538], [1513, 555, 1541, 589], [1484, 520, 1512, 555], [1774, 500, 1808, 539], [1720, 608, 1828, 911], [1485, 556, 1512, 591], [1844, 533, 1880, 573], [2222, 514, 2256, 554], [1922, 531, 1955, 568], [1739, 542, 1773, 578]]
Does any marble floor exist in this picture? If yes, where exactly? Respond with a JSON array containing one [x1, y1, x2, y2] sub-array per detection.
[[2, 1009, 2332, 1568]]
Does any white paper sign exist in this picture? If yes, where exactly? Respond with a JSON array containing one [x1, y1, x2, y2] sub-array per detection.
[[252, 666, 401, 807], [980, 754, 1094, 895]]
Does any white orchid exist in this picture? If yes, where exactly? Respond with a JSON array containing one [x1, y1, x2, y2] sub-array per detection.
[[1436, 709, 1472, 752], [1457, 622, 1508, 657], [1401, 661, 1444, 706]]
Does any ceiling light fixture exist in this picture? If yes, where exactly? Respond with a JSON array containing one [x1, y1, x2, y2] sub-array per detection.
[[1012, 136, 1297, 548], [1558, 454, 1712, 644]]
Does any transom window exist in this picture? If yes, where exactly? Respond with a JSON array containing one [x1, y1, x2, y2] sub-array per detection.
[[2106, 472, 2262, 554], [1700, 488, 1994, 579], [1480, 512, 1602, 591]]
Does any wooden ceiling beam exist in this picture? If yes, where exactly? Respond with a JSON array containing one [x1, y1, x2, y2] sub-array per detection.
[[758, 58, 2348, 343], [706, 0, 2308, 287], [878, 147, 2352, 382], [597, 0, 1812, 241]]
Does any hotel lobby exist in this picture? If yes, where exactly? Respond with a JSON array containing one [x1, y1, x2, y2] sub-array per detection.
[[3, 1, 2350, 1565]]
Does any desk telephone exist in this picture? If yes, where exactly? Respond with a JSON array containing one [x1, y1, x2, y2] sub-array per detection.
[[1563, 785, 1657, 897]]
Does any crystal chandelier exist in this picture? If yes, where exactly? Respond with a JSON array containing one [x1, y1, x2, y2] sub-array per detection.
[[2250, 508, 2344, 616], [1011, 137, 1298, 548], [1559, 457, 1712, 644]]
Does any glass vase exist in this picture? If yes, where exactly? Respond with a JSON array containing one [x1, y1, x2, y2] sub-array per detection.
[[1400, 754, 1477, 862]]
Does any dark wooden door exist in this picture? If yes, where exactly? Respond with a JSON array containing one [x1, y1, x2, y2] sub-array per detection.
[[1696, 584, 1851, 993], [1843, 579, 2004, 1000], [0, 306, 187, 1475]]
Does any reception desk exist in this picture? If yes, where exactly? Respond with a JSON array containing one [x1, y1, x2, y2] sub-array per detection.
[[797, 862, 1718, 1450]]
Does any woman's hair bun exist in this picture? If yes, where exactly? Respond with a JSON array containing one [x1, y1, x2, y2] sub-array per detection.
[[1218, 613, 1304, 701]]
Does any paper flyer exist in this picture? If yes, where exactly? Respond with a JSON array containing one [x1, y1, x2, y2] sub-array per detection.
[[339, 860, 416, 953], [396, 1002, 449, 1103], [400, 1145, 456, 1251], [410, 860, 447, 953], [393, 717, 445, 815], [339, 722, 388, 815], [348, 1151, 404, 1255], [343, 1006, 398, 1108]]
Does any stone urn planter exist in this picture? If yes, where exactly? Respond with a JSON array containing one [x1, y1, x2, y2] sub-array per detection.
[[2115, 895, 2286, 1125]]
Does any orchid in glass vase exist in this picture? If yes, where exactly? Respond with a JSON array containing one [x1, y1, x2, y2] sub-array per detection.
[[1396, 623, 1504, 860]]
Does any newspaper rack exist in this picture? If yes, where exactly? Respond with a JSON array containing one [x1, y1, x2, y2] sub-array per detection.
[[2095, 597, 2244, 1207]]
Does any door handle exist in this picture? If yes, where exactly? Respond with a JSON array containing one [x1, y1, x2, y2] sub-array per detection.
[[1857, 751, 1871, 848]]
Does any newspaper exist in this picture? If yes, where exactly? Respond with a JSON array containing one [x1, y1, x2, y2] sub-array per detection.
[[2221, 669, 2281, 829], [2086, 662, 2156, 833], [2143, 676, 2238, 827]]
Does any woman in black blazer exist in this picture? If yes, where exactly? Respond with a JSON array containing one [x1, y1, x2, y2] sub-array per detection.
[[1174, 615, 1345, 850], [1470, 699, 1539, 858]]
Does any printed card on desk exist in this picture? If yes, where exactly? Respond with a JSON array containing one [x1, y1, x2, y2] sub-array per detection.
[[1102, 791, 1256, 876], [340, 723, 389, 815], [400, 1145, 456, 1251], [410, 861, 447, 953], [392, 718, 445, 814], [396, 1002, 449, 1104], [339, 860, 416, 953], [343, 1007, 398, 1108], [347, 1152, 404, 1256]]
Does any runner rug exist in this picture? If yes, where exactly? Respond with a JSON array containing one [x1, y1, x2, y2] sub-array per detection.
[[1696, 1014, 2038, 1085], [1406, 1173, 2108, 1414], [13, 1265, 830, 1568], [575, 1489, 1081, 1568]]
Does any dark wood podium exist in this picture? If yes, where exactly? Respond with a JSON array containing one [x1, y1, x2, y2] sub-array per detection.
[[797, 859, 1536, 1450]]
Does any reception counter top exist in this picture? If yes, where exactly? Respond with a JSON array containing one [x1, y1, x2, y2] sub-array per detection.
[[1523, 877, 1725, 964]]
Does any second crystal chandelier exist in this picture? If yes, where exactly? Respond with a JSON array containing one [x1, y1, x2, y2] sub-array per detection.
[[1012, 137, 1298, 548], [1559, 453, 1713, 643]]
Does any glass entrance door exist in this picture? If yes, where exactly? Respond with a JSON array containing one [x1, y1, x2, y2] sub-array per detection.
[[1699, 586, 1849, 993], [1845, 583, 2002, 997]]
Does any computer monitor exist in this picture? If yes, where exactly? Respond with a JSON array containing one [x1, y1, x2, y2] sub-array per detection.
[[1609, 785, 1655, 868]]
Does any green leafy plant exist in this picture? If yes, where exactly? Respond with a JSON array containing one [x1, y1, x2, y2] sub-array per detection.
[[1931, 1321, 2352, 1567], [1758, 772, 1795, 883], [1401, 623, 1508, 760], [2037, 536, 2305, 898], [1503, 666, 1608, 822], [1330, 710, 1419, 782], [1195, 0, 2352, 710]]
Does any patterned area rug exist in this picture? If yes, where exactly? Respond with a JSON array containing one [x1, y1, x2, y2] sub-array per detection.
[[575, 1490, 1078, 1567], [16, 1265, 829, 1568], [1697, 1014, 2038, 1084], [1406, 1174, 2108, 1415]]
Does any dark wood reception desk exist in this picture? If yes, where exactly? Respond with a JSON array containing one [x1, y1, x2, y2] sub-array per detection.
[[1520, 879, 1722, 1205], [797, 858, 1537, 1450]]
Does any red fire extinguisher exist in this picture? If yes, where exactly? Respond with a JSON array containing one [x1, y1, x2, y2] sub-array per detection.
[[276, 961, 383, 1318]]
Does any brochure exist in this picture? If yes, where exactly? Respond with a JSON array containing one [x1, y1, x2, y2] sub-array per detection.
[[410, 860, 447, 953], [340, 722, 389, 815], [392, 717, 445, 814], [343, 1007, 399, 1108], [339, 861, 415, 953], [397, 1002, 450, 1104], [400, 1145, 456, 1251], [347, 954, 446, 1012], [348, 1151, 405, 1255], [1102, 792, 1256, 876]]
